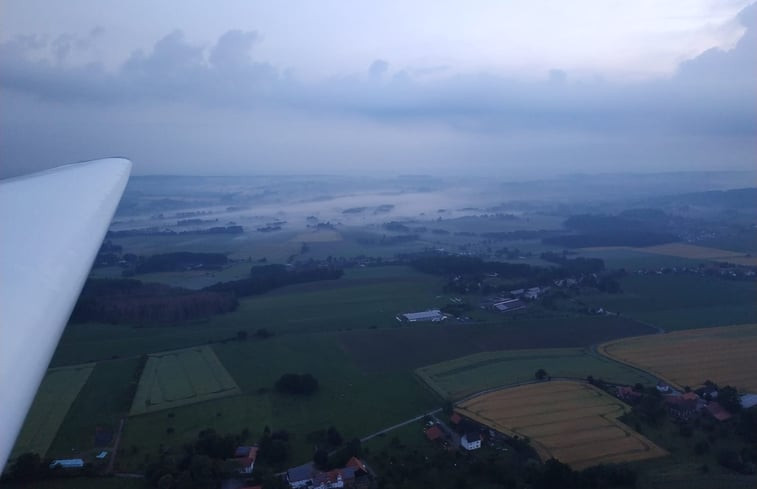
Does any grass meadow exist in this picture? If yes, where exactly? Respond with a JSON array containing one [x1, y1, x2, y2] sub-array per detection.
[[580, 274, 757, 330], [46, 358, 141, 459], [130, 346, 241, 415], [416, 348, 657, 399], [117, 333, 437, 471], [11, 364, 94, 459]]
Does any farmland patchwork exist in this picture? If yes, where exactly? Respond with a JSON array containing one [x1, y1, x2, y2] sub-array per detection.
[[456, 380, 667, 469], [130, 346, 241, 415]]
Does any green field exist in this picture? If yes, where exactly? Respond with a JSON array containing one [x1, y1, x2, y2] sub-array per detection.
[[11, 364, 94, 459], [51, 266, 445, 366], [47, 358, 141, 458], [130, 346, 241, 415], [580, 274, 757, 330], [209, 266, 444, 334], [416, 348, 657, 399], [0, 477, 147, 489], [117, 334, 437, 471]]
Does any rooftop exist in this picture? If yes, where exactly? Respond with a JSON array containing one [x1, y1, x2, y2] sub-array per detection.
[[425, 425, 444, 441], [402, 309, 444, 321], [706, 401, 733, 421]]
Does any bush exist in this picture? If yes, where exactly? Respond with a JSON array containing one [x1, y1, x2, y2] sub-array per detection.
[[275, 373, 319, 395]]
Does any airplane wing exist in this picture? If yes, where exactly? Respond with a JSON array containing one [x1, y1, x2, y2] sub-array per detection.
[[0, 158, 132, 471]]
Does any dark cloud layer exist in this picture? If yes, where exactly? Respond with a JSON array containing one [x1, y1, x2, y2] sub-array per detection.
[[0, 3, 755, 177]]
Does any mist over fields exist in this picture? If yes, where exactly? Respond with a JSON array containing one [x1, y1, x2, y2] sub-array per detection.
[[2, 1, 757, 488]]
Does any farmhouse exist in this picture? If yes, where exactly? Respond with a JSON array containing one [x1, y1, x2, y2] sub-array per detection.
[[523, 287, 542, 300], [492, 298, 525, 313], [399, 309, 445, 322], [705, 401, 733, 422], [664, 395, 699, 421], [616, 386, 642, 403], [286, 457, 370, 489], [425, 425, 444, 442], [232, 445, 258, 474], [461, 431, 482, 451]]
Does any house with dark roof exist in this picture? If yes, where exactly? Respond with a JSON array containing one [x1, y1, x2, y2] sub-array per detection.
[[286, 457, 371, 489], [232, 446, 258, 474], [287, 462, 314, 488]]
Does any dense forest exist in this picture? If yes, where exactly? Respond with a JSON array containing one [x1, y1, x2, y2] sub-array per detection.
[[72, 279, 238, 325], [542, 212, 679, 248], [134, 252, 228, 273], [204, 264, 344, 298]]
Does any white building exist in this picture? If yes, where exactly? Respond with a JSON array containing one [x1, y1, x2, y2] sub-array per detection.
[[524, 287, 541, 300], [49, 459, 84, 469], [401, 309, 445, 322], [461, 432, 481, 451], [741, 394, 757, 409]]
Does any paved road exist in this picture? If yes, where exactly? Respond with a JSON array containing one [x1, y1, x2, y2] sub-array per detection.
[[359, 408, 442, 443], [106, 418, 126, 474]]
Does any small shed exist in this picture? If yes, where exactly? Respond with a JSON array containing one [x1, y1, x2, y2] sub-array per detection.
[[49, 459, 84, 469]]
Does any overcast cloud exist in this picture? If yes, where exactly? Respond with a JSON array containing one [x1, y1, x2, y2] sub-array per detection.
[[0, 1, 755, 177]]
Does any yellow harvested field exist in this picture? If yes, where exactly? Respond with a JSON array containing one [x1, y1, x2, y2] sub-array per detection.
[[290, 230, 343, 242], [582, 243, 757, 265], [456, 381, 667, 469], [599, 324, 757, 392]]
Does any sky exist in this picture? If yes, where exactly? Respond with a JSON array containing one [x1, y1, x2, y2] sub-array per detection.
[[0, 0, 755, 178]]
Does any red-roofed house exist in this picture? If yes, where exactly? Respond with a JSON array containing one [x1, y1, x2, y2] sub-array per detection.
[[664, 396, 698, 420], [450, 412, 462, 425], [233, 446, 258, 474], [705, 402, 733, 421], [616, 386, 642, 402], [425, 425, 443, 441], [345, 457, 367, 472]]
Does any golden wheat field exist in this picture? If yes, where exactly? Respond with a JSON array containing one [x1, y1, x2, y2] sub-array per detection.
[[456, 381, 667, 469], [580, 243, 757, 266], [599, 324, 757, 392], [637, 243, 757, 265]]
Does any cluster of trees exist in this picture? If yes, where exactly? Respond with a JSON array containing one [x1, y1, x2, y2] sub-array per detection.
[[71, 278, 238, 325], [481, 230, 561, 241], [406, 253, 540, 278], [382, 221, 411, 232], [1, 453, 82, 484], [258, 427, 292, 468], [531, 459, 636, 489], [204, 264, 343, 298], [144, 428, 252, 489], [402, 252, 611, 296], [441, 301, 473, 316], [539, 252, 605, 276], [274, 373, 319, 395], [354, 233, 421, 246], [543, 213, 678, 248], [134, 252, 228, 273], [309, 426, 358, 470], [107, 225, 243, 238], [370, 430, 639, 489]]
